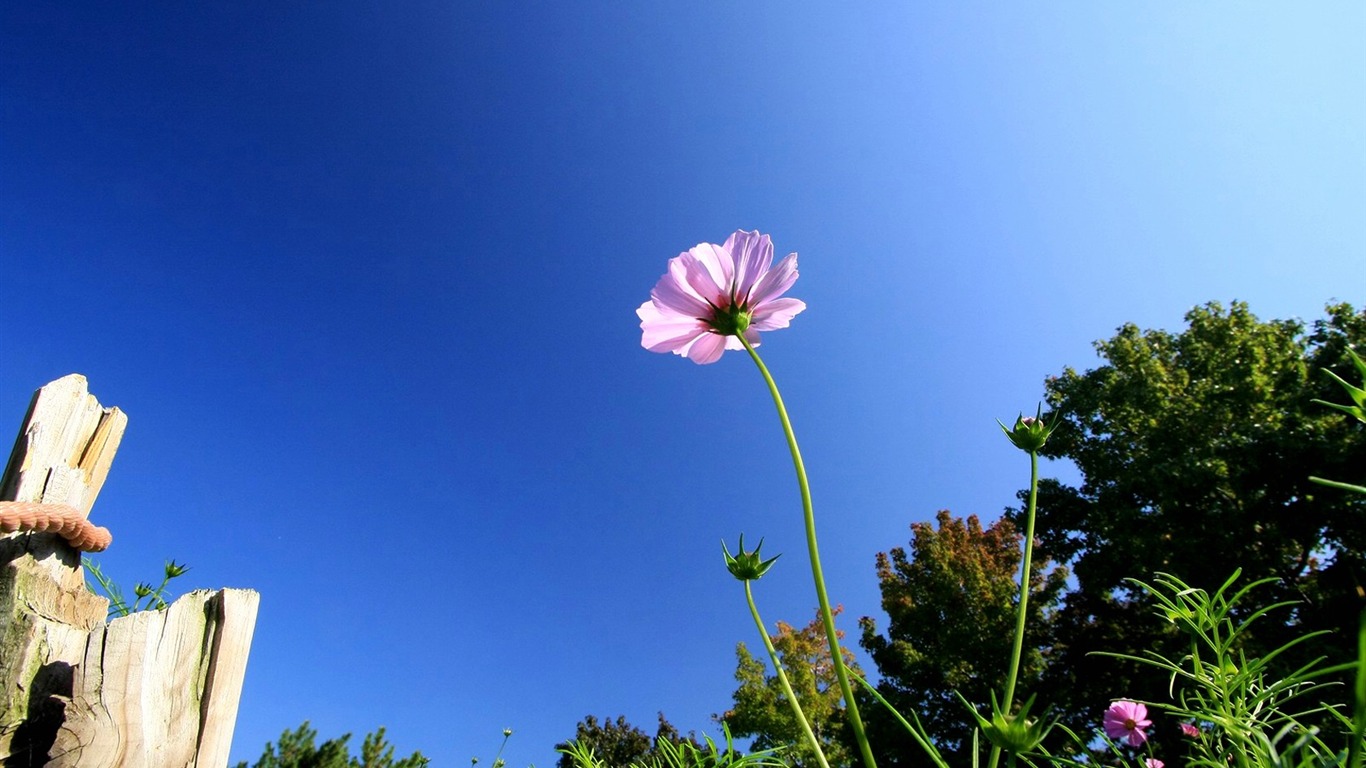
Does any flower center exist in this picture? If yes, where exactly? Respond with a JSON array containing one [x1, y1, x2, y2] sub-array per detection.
[[708, 304, 752, 336]]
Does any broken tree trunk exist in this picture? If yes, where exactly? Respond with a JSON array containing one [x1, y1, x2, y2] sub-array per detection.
[[0, 375, 260, 768]]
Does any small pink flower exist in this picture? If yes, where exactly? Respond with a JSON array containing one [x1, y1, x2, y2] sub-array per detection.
[[636, 230, 806, 364], [1103, 700, 1151, 747], [1179, 722, 1200, 738], [1145, 760, 1164, 768]]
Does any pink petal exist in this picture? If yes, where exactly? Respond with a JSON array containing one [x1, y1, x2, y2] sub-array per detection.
[[685, 243, 733, 303], [686, 333, 727, 364], [650, 266, 712, 317], [680, 249, 728, 306], [724, 230, 773, 300], [723, 328, 760, 350], [637, 301, 708, 352], [750, 297, 806, 331], [747, 252, 799, 306], [643, 321, 708, 353], [667, 254, 700, 296]]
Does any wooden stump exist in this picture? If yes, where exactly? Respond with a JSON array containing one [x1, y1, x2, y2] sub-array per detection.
[[0, 375, 259, 768]]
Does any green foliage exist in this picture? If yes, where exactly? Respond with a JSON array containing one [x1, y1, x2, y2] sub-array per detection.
[[1312, 347, 1366, 425], [83, 557, 191, 619], [1086, 572, 1360, 768], [555, 714, 701, 768], [560, 723, 787, 768], [720, 607, 862, 768], [1311, 345, 1366, 494], [858, 511, 1067, 767], [1017, 301, 1366, 734], [232, 721, 429, 768]]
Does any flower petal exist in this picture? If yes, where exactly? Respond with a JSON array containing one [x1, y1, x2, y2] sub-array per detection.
[[684, 243, 733, 304], [724, 230, 773, 300], [686, 332, 727, 364], [650, 263, 712, 317], [750, 297, 806, 331], [748, 252, 799, 307], [723, 328, 760, 350], [638, 301, 708, 352]]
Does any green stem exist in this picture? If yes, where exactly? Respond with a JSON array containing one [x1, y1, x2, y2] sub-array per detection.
[[989, 450, 1040, 768], [744, 580, 832, 768], [738, 335, 878, 768]]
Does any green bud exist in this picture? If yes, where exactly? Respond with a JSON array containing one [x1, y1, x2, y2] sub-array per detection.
[[722, 534, 781, 582], [959, 691, 1055, 756], [134, 583, 153, 598], [1163, 605, 1200, 635], [503, 728, 513, 737], [998, 404, 1061, 453], [165, 560, 191, 578], [708, 307, 753, 337]]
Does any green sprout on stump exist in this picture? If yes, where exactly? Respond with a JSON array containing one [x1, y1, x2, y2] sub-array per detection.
[[83, 557, 191, 619]]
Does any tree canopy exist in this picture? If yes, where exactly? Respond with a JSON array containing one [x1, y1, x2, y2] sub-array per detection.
[[232, 722, 428, 768], [858, 511, 1067, 767], [719, 607, 863, 768], [555, 713, 700, 768], [1014, 300, 1366, 733]]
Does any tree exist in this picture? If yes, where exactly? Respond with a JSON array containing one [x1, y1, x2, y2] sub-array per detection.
[[1014, 300, 1366, 734], [233, 721, 429, 768], [555, 713, 700, 768], [857, 512, 1067, 767], [718, 607, 863, 768]]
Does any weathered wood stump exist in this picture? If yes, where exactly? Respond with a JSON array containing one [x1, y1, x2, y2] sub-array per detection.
[[0, 375, 259, 767]]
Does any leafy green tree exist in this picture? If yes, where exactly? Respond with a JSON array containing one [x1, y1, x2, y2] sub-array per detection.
[[233, 721, 428, 768], [1015, 300, 1366, 734], [857, 511, 1067, 767], [718, 606, 863, 768], [555, 714, 700, 768]]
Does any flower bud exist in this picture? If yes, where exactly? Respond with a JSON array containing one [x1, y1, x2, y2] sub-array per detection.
[[960, 691, 1054, 756], [722, 534, 781, 581], [999, 405, 1061, 453]]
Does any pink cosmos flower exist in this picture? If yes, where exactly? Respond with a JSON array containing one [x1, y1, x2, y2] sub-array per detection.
[[636, 230, 806, 364], [1103, 700, 1151, 747], [1145, 760, 1164, 768], [1179, 722, 1201, 739]]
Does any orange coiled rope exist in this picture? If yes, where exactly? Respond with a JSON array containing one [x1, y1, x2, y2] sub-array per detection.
[[0, 501, 113, 552]]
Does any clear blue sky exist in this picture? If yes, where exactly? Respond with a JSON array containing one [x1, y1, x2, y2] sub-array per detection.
[[2, 3, 1363, 766]]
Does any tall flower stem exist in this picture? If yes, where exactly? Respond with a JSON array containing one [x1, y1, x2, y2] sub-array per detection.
[[738, 335, 878, 768], [989, 449, 1040, 768], [744, 580, 832, 768]]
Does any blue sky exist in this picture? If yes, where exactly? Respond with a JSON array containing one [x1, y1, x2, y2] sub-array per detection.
[[2, 3, 1363, 766]]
